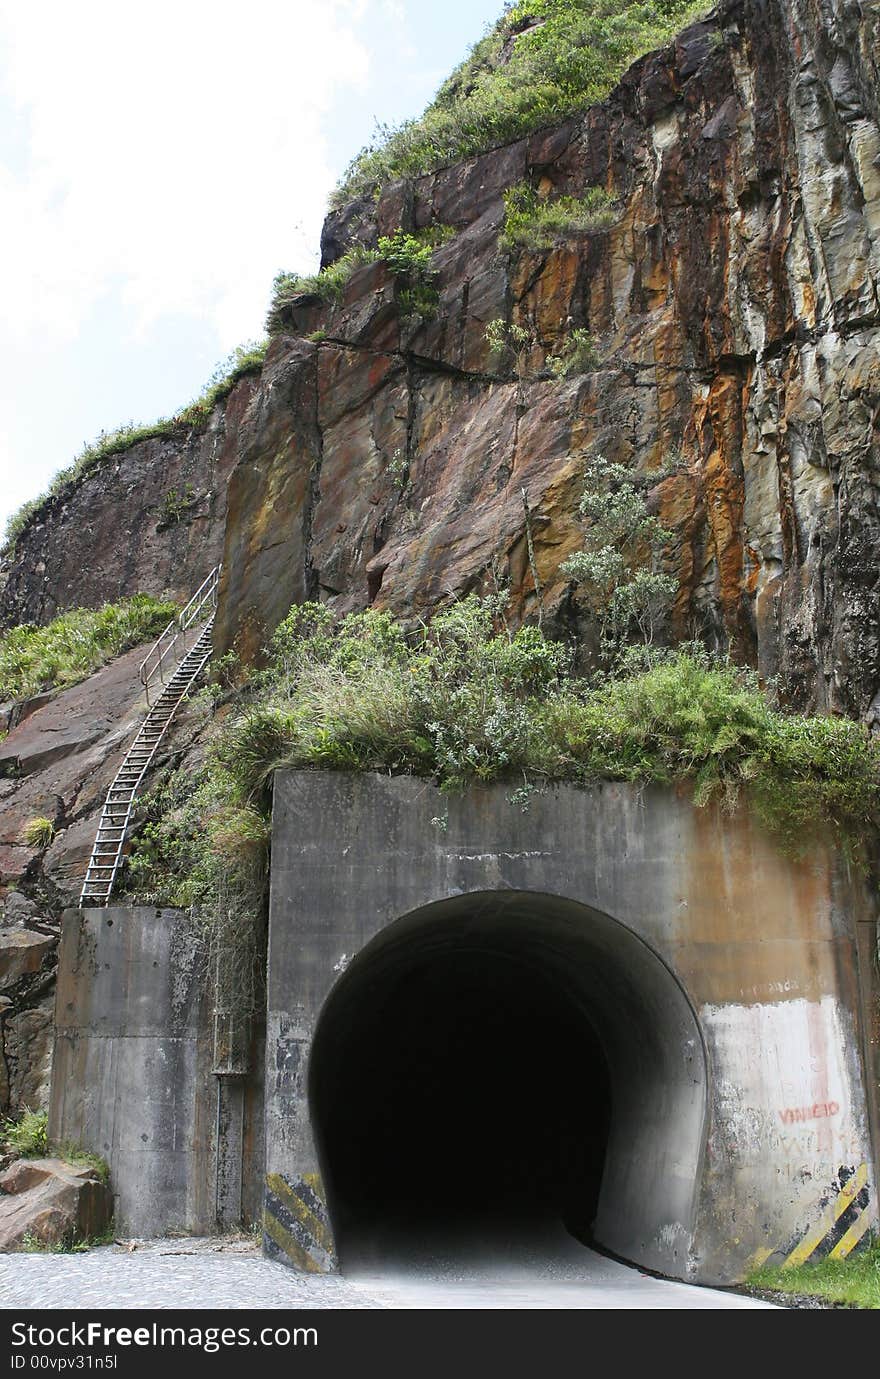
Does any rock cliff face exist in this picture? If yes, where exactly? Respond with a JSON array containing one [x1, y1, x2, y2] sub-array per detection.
[[0, 373, 258, 626], [218, 0, 880, 720], [4, 0, 880, 723]]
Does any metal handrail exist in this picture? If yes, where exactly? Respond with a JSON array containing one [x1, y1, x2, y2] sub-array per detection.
[[139, 563, 221, 705]]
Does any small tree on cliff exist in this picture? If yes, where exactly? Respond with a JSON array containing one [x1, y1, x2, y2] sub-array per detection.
[[561, 454, 678, 668]]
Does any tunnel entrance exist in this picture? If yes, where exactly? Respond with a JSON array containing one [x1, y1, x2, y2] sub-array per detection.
[[308, 891, 708, 1276]]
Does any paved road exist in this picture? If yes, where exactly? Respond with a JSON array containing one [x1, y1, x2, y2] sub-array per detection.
[[0, 1234, 776, 1310]]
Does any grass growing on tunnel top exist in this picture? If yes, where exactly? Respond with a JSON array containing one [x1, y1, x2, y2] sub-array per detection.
[[748, 1244, 880, 1309], [0, 595, 178, 704], [207, 599, 880, 854], [121, 596, 880, 1020]]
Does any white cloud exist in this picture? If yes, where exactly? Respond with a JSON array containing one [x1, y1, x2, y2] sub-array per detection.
[[0, 0, 372, 350]]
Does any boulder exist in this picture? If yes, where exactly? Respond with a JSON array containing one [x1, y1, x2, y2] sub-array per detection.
[[0, 1157, 112, 1251], [0, 891, 39, 927], [0, 927, 55, 989], [2, 999, 55, 1113]]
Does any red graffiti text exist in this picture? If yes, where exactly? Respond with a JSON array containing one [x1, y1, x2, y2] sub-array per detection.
[[779, 1102, 840, 1125]]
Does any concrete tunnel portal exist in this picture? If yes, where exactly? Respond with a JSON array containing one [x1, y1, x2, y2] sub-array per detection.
[[52, 775, 877, 1281], [308, 891, 709, 1274]]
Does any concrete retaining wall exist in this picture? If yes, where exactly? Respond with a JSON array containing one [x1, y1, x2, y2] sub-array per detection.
[[50, 907, 264, 1237]]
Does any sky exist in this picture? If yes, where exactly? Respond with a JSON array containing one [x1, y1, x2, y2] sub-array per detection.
[[0, 0, 503, 538]]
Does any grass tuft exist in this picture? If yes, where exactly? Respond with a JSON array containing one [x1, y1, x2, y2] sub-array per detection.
[[2, 1108, 48, 1157], [749, 1245, 880, 1309], [266, 225, 456, 333], [0, 595, 177, 704], [500, 183, 617, 252], [22, 817, 55, 849]]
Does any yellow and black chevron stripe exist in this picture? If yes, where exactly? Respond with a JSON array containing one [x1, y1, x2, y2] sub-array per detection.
[[263, 1171, 337, 1273], [750, 1163, 876, 1272], [783, 1163, 874, 1267]]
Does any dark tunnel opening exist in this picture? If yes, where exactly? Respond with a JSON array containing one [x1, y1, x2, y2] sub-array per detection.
[[310, 935, 613, 1269], [306, 892, 708, 1278]]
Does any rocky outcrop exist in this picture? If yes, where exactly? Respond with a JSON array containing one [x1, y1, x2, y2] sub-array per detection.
[[3, 1, 880, 722], [0, 1157, 112, 1250], [0, 919, 56, 1113], [0, 372, 259, 628], [0, 645, 209, 1111], [218, 0, 880, 720]]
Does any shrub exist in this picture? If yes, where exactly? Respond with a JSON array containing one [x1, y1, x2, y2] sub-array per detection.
[[23, 817, 55, 849], [500, 183, 616, 252], [484, 318, 599, 381], [484, 319, 540, 391], [379, 225, 456, 321], [266, 226, 456, 333], [333, 1, 711, 203], [0, 595, 177, 703], [2, 1108, 48, 1157], [156, 484, 197, 530], [548, 328, 600, 378], [562, 453, 677, 656]]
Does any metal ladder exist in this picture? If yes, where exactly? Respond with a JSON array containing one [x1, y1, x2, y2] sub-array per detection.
[[79, 565, 221, 907]]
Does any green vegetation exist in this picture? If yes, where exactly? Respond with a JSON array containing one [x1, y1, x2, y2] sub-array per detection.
[[2, 1108, 48, 1157], [484, 317, 536, 366], [548, 328, 600, 378], [500, 182, 616, 252], [334, 0, 711, 204], [19, 1219, 115, 1254], [2, 1109, 111, 1190], [52, 1143, 111, 1184], [125, 598, 880, 904], [0, 595, 177, 704], [267, 246, 377, 328], [122, 761, 270, 1025], [379, 226, 457, 320], [484, 318, 600, 379], [562, 453, 678, 658], [156, 484, 198, 530], [22, 817, 55, 850], [749, 1245, 880, 1309], [2, 342, 267, 555], [266, 225, 456, 333]]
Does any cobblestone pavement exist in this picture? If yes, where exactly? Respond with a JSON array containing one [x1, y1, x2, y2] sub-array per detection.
[[0, 1236, 776, 1310], [0, 1238, 378, 1310]]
